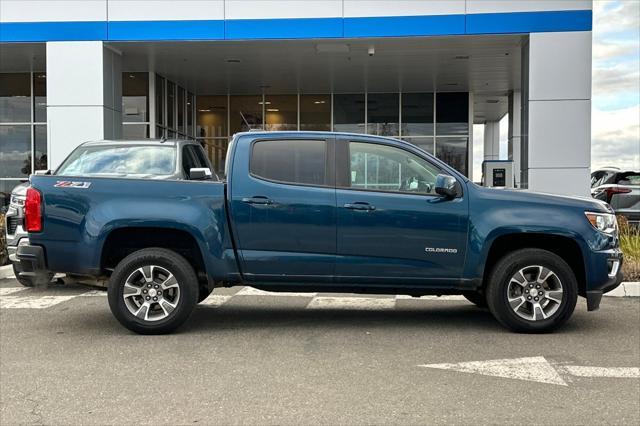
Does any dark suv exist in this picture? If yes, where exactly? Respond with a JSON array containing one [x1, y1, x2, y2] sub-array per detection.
[[591, 168, 640, 227]]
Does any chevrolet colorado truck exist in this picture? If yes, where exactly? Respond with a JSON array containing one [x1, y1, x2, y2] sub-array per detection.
[[15, 132, 623, 334]]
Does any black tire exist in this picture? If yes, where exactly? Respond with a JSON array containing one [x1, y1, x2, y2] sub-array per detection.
[[107, 248, 198, 335], [462, 291, 487, 308], [486, 248, 578, 333]]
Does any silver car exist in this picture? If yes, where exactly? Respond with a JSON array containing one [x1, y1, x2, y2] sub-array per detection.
[[591, 168, 640, 227], [5, 139, 216, 286]]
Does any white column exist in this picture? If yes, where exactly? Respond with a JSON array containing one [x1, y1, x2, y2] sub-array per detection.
[[46, 41, 122, 169], [483, 120, 500, 160], [508, 90, 522, 188], [526, 31, 592, 196]]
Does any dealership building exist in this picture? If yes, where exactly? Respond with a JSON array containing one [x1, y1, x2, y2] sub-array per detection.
[[1, 0, 593, 206]]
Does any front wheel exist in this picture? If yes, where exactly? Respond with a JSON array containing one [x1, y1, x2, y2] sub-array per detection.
[[486, 249, 578, 333], [107, 248, 198, 334]]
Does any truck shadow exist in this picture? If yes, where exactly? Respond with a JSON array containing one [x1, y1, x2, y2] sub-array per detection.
[[179, 304, 551, 334]]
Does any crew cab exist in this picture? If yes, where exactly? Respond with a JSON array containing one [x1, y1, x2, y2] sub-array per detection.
[[16, 132, 623, 334]]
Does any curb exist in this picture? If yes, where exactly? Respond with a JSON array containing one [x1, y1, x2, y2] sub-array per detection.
[[0, 264, 14, 280], [604, 282, 640, 297], [1, 263, 638, 296]]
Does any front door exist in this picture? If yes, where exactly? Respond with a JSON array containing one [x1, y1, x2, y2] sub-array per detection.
[[335, 137, 468, 285], [229, 135, 336, 282]]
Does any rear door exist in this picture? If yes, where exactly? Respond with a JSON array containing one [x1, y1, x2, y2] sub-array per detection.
[[334, 136, 468, 285], [229, 135, 336, 282]]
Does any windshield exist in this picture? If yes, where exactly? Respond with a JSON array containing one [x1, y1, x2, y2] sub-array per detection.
[[56, 145, 176, 177]]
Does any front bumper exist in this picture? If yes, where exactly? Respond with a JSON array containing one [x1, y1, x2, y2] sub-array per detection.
[[585, 249, 624, 311], [15, 244, 51, 287]]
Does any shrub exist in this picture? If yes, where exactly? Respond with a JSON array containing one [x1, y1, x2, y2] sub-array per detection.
[[0, 213, 8, 266], [618, 215, 640, 281]]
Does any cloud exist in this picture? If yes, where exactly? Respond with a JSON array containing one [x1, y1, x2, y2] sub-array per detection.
[[592, 0, 640, 169], [592, 105, 640, 170]]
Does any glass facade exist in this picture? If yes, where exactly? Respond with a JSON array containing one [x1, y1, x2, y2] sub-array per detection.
[[153, 73, 195, 140], [195, 92, 469, 177], [122, 72, 150, 139], [0, 72, 48, 210]]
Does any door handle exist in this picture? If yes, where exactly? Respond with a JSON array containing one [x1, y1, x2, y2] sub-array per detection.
[[242, 196, 274, 205], [344, 202, 376, 211]]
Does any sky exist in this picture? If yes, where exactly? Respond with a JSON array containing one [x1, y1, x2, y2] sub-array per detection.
[[472, 0, 640, 181]]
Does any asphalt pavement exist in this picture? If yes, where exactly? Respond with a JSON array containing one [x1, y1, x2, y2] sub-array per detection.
[[1, 278, 639, 425]]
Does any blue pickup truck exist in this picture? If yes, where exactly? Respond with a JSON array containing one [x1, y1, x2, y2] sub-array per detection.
[[16, 132, 623, 334]]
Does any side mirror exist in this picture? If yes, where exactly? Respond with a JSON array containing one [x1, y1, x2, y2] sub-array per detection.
[[189, 167, 212, 180], [435, 174, 459, 199]]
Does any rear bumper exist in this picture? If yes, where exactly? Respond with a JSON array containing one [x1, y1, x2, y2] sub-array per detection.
[[15, 244, 51, 286]]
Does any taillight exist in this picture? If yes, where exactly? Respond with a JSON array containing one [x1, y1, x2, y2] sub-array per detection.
[[24, 187, 43, 232], [605, 187, 632, 203]]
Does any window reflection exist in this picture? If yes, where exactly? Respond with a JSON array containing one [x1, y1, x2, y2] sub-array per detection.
[[230, 95, 263, 134], [265, 95, 297, 131], [402, 93, 433, 136], [197, 96, 228, 138], [155, 75, 165, 126], [300, 94, 330, 131], [122, 73, 149, 123], [435, 137, 468, 176], [0, 73, 31, 123], [0, 125, 31, 178], [334, 94, 365, 133], [33, 73, 47, 123], [34, 124, 47, 171], [402, 137, 434, 156], [436, 92, 469, 135], [367, 93, 399, 136]]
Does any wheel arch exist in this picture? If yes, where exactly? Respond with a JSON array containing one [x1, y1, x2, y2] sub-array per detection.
[[100, 226, 210, 289], [481, 232, 587, 296]]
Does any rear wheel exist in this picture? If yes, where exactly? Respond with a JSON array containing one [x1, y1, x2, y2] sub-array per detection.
[[107, 248, 198, 334], [486, 249, 577, 333]]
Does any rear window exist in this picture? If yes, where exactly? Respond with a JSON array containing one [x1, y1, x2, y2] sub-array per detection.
[[56, 145, 176, 177], [250, 139, 326, 186], [616, 173, 640, 185]]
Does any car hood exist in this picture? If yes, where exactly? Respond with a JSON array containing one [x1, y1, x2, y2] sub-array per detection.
[[474, 185, 612, 213]]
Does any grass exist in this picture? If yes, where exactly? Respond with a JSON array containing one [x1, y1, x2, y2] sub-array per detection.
[[618, 216, 640, 281]]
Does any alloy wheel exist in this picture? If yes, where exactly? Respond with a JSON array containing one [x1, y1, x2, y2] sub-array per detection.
[[506, 265, 564, 321], [122, 265, 181, 322]]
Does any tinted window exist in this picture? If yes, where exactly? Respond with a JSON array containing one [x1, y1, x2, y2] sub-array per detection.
[[347, 142, 440, 195], [182, 146, 199, 176], [57, 145, 176, 177], [251, 140, 326, 186]]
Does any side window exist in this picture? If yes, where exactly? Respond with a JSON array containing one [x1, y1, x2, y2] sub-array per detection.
[[251, 139, 327, 186], [182, 146, 198, 177], [189, 145, 210, 169], [347, 142, 440, 195]]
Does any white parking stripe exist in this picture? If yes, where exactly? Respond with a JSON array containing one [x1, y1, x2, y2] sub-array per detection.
[[396, 295, 467, 301], [79, 290, 108, 297], [0, 295, 78, 309], [563, 366, 640, 378], [236, 287, 317, 298], [307, 296, 396, 310], [0, 287, 28, 296], [199, 295, 232, 307]]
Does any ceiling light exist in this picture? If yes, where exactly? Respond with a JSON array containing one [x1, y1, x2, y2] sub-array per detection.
[[486, 99, 500, 104], [226, 59, 241, 63], [445, 83, 458, 86], [454, 55, 470, 60], [198, 109, 211, 112], [314, 101, 326, 104], [128, 74, 136, 79], [267, 108, 279, 112], [258, 101, 271, 105]]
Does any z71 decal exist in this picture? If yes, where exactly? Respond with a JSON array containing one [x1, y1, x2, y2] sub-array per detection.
[[54, 181, 92, 189]]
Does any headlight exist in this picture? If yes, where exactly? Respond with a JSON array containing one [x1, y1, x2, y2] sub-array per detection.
[[585, 212, 618, 234]]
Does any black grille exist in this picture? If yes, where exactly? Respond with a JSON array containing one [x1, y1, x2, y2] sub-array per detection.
[[6, 216, 21, 235]]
